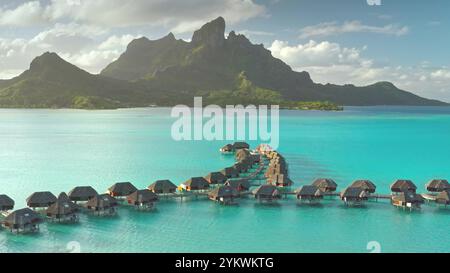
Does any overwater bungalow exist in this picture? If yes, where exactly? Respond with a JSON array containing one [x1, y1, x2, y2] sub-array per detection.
[[340, 187, 369, 206], [204, 172, 228, 185], [225, 179, 251, 192], [435, 190, 450, 207], [350, 180, 377, 194], [295, 185, 323, 204], [68, 186, 98, 202], [2, 208, 42, 233], [391, 191, 424, 210], [312, 178, 338, 193], [253, 184, 281, 202], [208, 185, 239, 205], [0, 194, 14, 211], [107, 182, 138, 198], [233, 162, 250, 173], [390, 180, 417, 194], [426, 179, 450, 193], [264, 165, 288, 178], [220, 144, 234, 153], [85, 194, 118, 216], [183, 177, 210, 191], [235, 149, 251, 162], [26, 191, 57, 209], [127, 190, 158, 210], [148, 180, 177, 194], [221, 167, 239, 178], [233, 142, 250, 150], [267, 174, 293, 187], [46, 192, 79, 223]]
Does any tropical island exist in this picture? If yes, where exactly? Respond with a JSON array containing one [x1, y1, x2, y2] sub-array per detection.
[[0, 17, 445, 110]]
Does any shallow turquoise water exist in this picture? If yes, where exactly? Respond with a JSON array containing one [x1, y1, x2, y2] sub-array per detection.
[[0, 107, 449, 253]]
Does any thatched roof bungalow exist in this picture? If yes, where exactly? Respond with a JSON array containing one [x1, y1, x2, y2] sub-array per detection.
[[253, 184, 281, 202], [127, 190, 158, 210], [233, 142, 250, 150], [435, 190, 450, 206], [391, 191, 424, 209], [46, 192, 79, 222], [350, 180, 377, 194], [312, 178, 338, 193], [340, 187, 369, 206], [426, 179, 450, 193], [107, 182, 138, 197], [184, 177, 210, 191], [0, 194, 14, 211], [2, 208, 42, 233], [148, 180, 177, 194], [295, 185, 323, 203], [68, 186, 98, 202], [267, 174, 293, 187], [26, 191, 57, 209], [390, 180, 417, 193], [233, 162, 250, 173], [204, 172, 227, 185], [220, 144, 234, 153], [85, 194, 118, 216], [208, 185, 239, 205], [235, 149, 251, 162], [225, 179, 251, 192], [221, 167, 239, 178]]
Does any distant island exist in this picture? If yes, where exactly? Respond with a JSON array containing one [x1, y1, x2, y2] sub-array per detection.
[[0, 17, 446, 110]]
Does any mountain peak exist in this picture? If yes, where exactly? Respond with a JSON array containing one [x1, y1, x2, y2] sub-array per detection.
[[29, 52, 67, 70], [191, 16, 225, 47]]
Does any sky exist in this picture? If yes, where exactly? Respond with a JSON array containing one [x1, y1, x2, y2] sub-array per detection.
[[0, 0, 449, 102]]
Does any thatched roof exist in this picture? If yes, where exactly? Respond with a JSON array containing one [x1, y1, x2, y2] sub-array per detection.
[[221, 167, 239, 178], [436, 190, 450, 205], [252, 184, 281, 198], [148, 180, 177, 194], [391, 191, 424, 204], [312, 178, 338, 192], [221, 144, 234, 152], [235, 149, 250, 161], [46, 192, 79, 216], [86, 194, 118, 209], [3, 208, 42, 226], [225, 179, 251, 191], [26, 191, 57, 208], [268, 174, 293, 187], [108, 182, 138, 196], [426, 179, 450, 192], [68, 186, 98, 201], [0, 194, 14, 211], [204, 172, 227, 184], [208, 185, 239, 200], [233, 162, 250, 173], [340, 187, 369, 199], [390, 180, 417, 193], [184, 177, 210, 190], [233, 142, 250, 150], [350, 180, 377, 193], [127, 190, 158, 204], [295, 185, 322, 197]]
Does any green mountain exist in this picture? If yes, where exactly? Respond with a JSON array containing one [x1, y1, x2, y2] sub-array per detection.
[[0, 17, 446, 108], [0, 52, 150, 109], [101, 16, 446, 106]]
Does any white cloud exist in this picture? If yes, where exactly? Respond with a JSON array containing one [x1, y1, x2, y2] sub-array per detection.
[[269, 40, 450, 102], [0, 1, 47, 26], [299, 21, 409, 39], [1, 0, 266, 33]]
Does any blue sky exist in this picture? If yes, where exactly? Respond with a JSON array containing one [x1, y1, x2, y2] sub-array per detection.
[[1, 0, 449, 101]]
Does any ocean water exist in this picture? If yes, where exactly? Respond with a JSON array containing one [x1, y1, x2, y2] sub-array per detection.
[[0, 106, 449, 253]]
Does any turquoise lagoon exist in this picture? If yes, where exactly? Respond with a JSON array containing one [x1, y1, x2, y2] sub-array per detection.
[[0, 107, 449, 253]]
